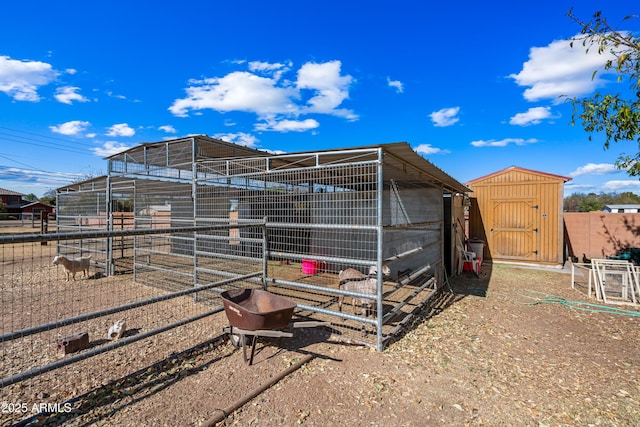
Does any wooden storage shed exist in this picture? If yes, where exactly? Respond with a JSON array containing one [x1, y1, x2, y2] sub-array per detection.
[[466, 166, 571, 266]]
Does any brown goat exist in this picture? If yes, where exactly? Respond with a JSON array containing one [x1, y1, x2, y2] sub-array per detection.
[[338, 264, 391, 316]]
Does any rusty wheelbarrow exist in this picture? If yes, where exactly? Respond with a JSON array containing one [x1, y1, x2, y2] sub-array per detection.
[[220, 288, 328, 365]]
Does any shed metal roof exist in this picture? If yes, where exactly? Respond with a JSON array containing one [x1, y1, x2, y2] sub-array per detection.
[[105, 135, 267, 163], [466, 165, 572, 184], [74, 138, 469, 195]]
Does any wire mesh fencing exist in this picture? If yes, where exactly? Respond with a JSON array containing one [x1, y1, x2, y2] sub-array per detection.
[[0, 223, 263, 425], [198, 148, 445, 348], [53, 143, 452, 351]]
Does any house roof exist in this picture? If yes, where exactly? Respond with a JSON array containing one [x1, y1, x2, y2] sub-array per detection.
[[0, 187, 25, 196], [21, 201, 54, 209], [465, 165, 572, 185], [603, 204, 640, 210]]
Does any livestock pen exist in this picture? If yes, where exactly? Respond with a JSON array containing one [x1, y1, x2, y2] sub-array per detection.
[[2, 137, 469, 424], [0, 223, 265, 425], [55, 137, 469, 350]]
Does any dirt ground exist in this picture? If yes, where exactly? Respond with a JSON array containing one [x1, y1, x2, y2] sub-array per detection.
[[6, 261, 638, 427]]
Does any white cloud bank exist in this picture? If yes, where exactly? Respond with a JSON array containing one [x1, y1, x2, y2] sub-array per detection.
[[601, 180, 640, 192], [569, 163, 619, 177], [169, 60, 357, 132], [471, 138, 538, 147], [509, 35, 619, 103], [0, 55, 58, 101], [0, 165, 84, 186]]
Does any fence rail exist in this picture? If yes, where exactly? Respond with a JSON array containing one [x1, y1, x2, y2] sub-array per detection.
[[0, 222, 266, 418]]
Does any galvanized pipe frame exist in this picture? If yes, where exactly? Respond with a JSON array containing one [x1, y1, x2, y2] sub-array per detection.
[[0, 271, 261, 344], [207, 147, 381, 176], [194, 249, 263, 264], [381, 276, 444, 349], [0, 222, 266, 389], [198, 153, 380, 189], [264, 278, 378, 326], [266, 249, 377, 268], [98, 144, 445, 351], [0, 307, 223, 389], [0, 224, 261, 245], [382, 275, 437, 324], [198, 147, 444, 349], [375, 147, 385, 350]]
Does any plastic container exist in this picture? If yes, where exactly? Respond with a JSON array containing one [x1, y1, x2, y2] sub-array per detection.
[[301, 259, 319, 274], [469, 239, 484, 259]]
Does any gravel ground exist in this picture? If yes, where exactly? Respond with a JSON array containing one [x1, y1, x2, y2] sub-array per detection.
[[4, 261, 638, 426]]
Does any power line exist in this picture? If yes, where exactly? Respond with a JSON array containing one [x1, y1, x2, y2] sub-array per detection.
[[0, 128, 94, 156]]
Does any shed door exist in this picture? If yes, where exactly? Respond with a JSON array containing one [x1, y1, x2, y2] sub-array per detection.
[[489, 199, 539, 261]]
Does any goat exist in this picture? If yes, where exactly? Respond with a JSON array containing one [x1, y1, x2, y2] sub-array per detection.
[[338, 264, 391, 317], [52, 255, 91, 281]]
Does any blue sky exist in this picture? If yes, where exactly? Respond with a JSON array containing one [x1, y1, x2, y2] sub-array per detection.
[[0, 0, 638, 198]]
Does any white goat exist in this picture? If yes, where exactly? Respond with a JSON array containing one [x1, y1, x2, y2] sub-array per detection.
[[52, 255, 92, 281], [338, 264, 391, 317]]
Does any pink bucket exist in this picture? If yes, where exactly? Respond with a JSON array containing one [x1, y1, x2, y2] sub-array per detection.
[[301, 259, 319, 274]]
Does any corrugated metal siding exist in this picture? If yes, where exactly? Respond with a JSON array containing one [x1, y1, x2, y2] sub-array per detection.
[[467, 168, 567, 265]]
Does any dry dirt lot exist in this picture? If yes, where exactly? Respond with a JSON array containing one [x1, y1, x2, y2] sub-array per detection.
[[8, 261, 639, 427]]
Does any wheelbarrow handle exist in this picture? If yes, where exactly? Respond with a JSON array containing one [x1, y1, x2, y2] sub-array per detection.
[[291, 321, 331, 328], [225, 326, 294, 338]]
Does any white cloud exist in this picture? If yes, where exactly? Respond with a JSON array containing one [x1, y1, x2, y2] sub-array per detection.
[[255, 118, 319, 132], [430, 107, 460, 127], [414, 144, 448, 155], [509, 35, 618, 102], [212, 132, 258, 148], [0, 165, 84, 187], [158, 125, 177, 133], [93, 141, 132, 157], [0, 55, 58, 101], [387, 77, 404, 93], [106, 91, 126, 100], [296, 61, 357, 120], [509, 106, 553, 126], [55, 86, 88, 104], [106, 123, 135, 137], [601, 180, 640, 192], [169, 60, 358, 125], [569, 163, 619, 177], [471, 138, 538, 147], [248, 60, 291, 80], [564, 183, 595, 194], [169, 71, 297, 117], [49, 120, 90, 136], [248, 61, 289, 72]]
